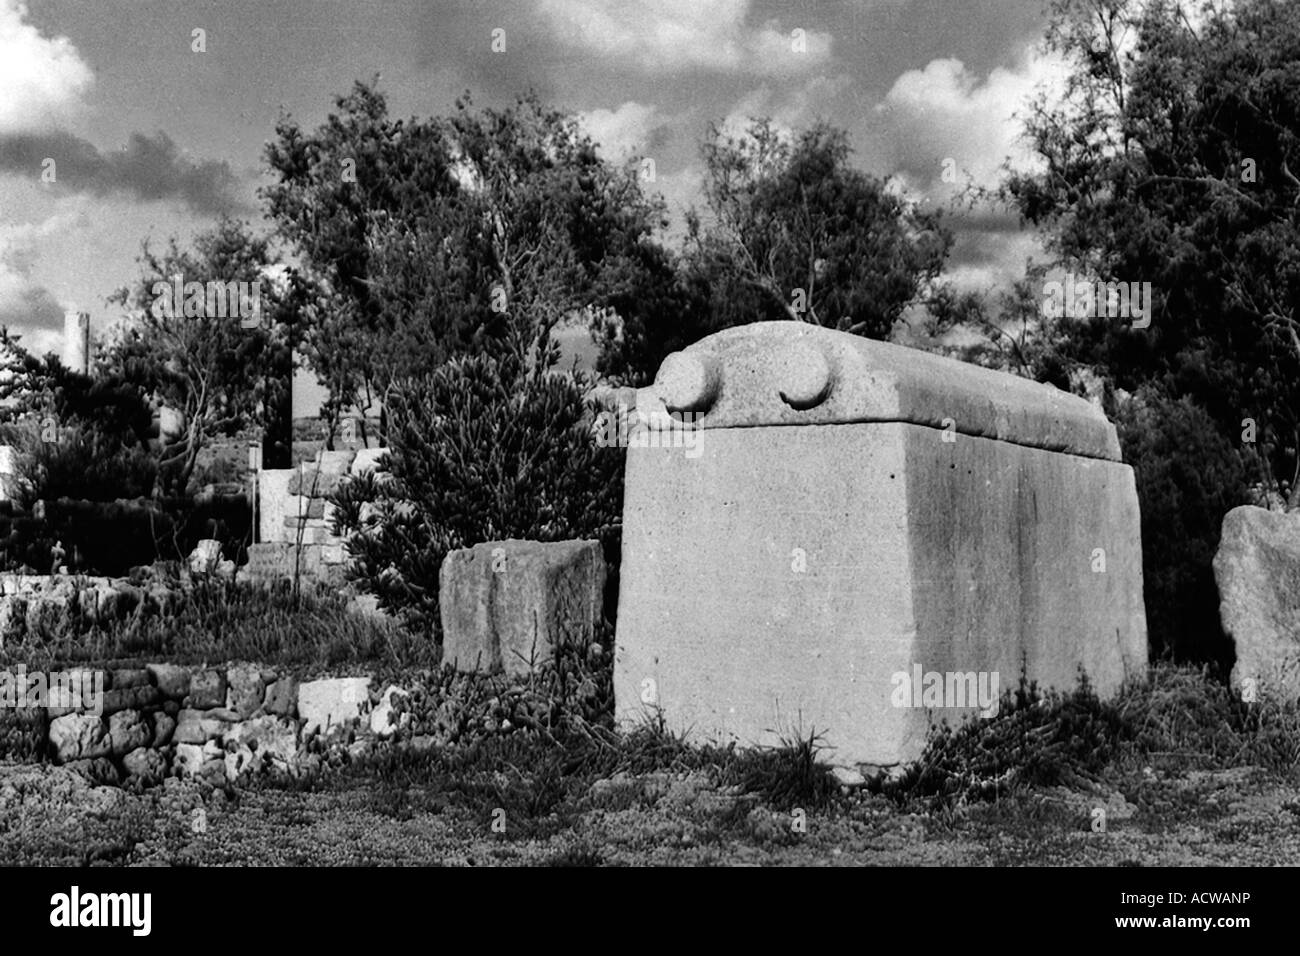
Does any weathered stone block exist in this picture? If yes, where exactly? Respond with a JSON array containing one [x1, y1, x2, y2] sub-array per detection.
[[440, 539, 607, 677], [369, 685, 410, 739], [101, 685, 162, 716], [225, 663, 265, 718], [263, 677, 298, 717], [1214, 506, 1300, 699], [122, 747, 167, 785], [174, 708, 233, 744], [258, 469, 295, 544], [147, 663, 191, 700], [173, 742, 205, 778], [188, 539, 223, 575], [186, 668, 227, 709], [152, 712, 176, 747], [225, 715, 299, 769], [297, 677, 371, 736], [49, 713, 109, 762], [614, 322, 1148, 768], [107, 709, 151, 756]]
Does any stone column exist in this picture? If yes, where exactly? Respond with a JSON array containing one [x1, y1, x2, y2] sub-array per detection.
[[62, 311, 89, 375]]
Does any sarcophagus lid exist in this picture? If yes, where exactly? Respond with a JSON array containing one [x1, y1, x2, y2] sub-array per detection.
[[650, 321, 1120, 461]]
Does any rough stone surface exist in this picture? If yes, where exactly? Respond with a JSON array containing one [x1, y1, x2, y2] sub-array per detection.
[[263, 677, 298, 717], [101, 685, 162, 716], [107, 709, 151, 756], [257, 469, 295, 544], [1214, 506, 1300, 699], [225, 716, 298, 769], [174, 709, 233, 744], [369, 685, 410, 739], [225, 663, 265, 718], [147, 663, 191, 700], [188, 539, 223, 575], [440, 539, 606, 677], [614, 322, 1147, 768], [122, 747, 167, 784], [173, 742, 205, 778], [297, 677, 371, 737], [151, 712, 176, 747], [49, 714, 109, 762], [648, 320, 1120, 460], [186, 668, 228, 709]]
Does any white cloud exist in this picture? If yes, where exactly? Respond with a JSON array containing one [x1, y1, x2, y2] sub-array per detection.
[[580, 101, 660, 161], [0, 0, 93, 134], [0, 206, 88, 341], [875, 47, 1068, 199], [719, 75, 848, 141], [537, 0, 831, 75]]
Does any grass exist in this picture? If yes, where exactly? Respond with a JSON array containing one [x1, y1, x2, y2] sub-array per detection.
[[878, 663, 1300, 811], [252, 712, 845, 842], [0, 580, 435, 676], [3, 661, 1300, 864]]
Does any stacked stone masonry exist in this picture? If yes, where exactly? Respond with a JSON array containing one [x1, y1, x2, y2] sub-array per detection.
[[247, 448, 390, 586], [39, 662, 411, 786]]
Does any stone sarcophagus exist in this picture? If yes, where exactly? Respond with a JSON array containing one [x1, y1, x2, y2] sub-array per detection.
[[613, 322, 1147, 768]]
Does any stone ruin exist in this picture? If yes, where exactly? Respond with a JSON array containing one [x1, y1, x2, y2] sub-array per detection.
[[245, 447, 389, 587], [613, 321, 1148, 769]]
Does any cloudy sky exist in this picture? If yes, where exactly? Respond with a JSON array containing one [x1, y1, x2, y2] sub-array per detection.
[[0, 0, 1063, 414]]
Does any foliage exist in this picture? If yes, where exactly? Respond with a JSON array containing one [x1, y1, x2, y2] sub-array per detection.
[[106, 217, 296, 494], [263, 82, 672, 423], [0, 495, 251, 577], [682, 118, 952, 339], [878, 674, 1132, 809], [12, 427, 158, 505], [1003, 0, 1300, 505], [1114, 388, 1250, 668], [330, 349, 622, 632], [0, 331, 158, 502]]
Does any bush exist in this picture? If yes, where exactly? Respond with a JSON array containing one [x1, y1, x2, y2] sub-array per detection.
[[0, 495, 252, 576], [331, 351, 623, 633], [1114, 389, 1250, 669], [12, 425, 157, 504]]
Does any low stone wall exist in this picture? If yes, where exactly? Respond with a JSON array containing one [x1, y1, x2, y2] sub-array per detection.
[[36, 662, 411, 787], [0, 573, 185, 645]]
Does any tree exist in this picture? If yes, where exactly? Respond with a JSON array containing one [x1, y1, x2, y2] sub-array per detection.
[[0, 328, 158, 503], [683, 118, 952, 339], [107, 218, 295, 495], [263, 82, 674, 423], [1004, 0, 1300, 506]]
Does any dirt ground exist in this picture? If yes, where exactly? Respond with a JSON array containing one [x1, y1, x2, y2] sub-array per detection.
[[3, 759, 1298, 866]]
